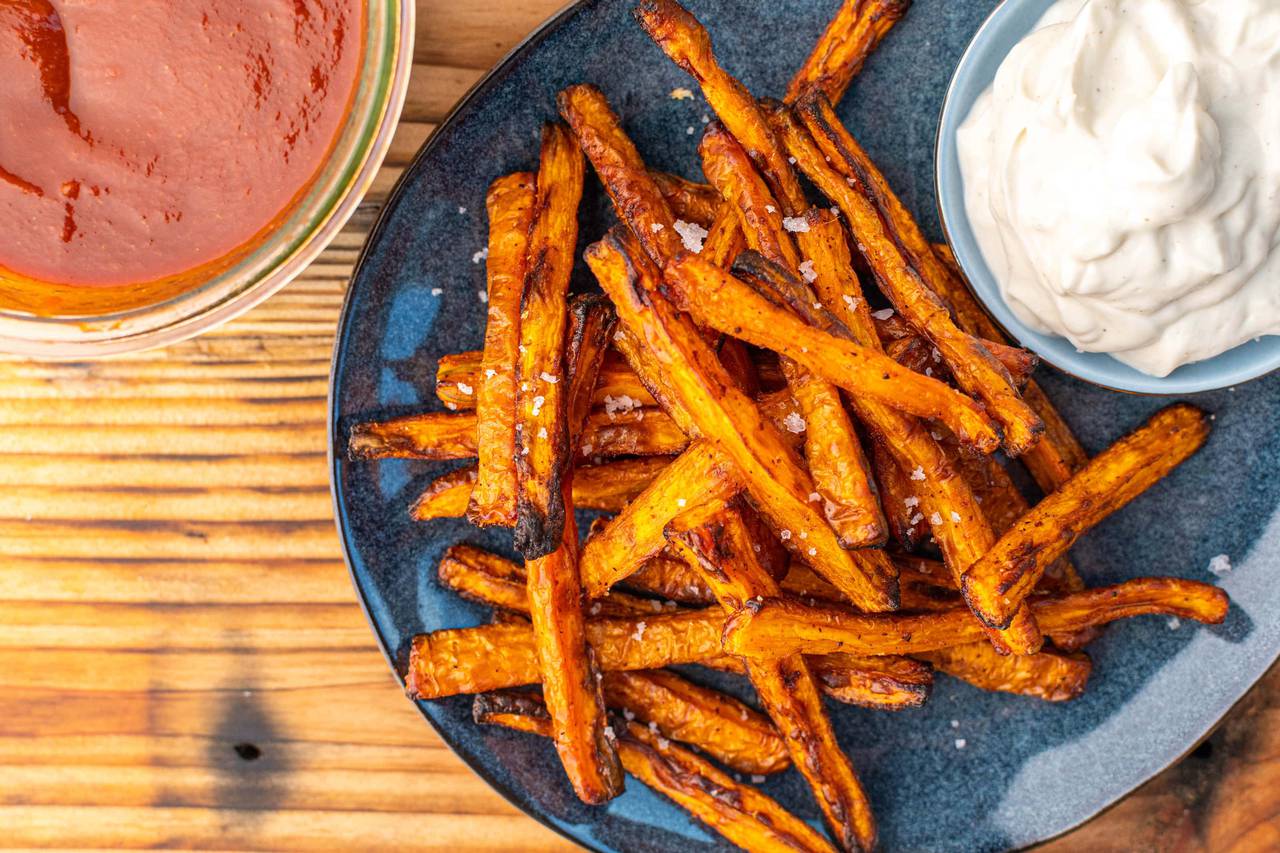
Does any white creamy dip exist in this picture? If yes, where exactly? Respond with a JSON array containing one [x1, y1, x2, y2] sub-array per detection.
[[957, 0, 1280, 376]]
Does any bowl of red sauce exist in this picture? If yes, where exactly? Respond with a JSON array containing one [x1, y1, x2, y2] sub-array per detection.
[[0, 0, 413, 356]]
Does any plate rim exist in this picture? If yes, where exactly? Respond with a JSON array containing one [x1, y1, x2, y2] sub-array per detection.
[[326, 2, 1280, 850]]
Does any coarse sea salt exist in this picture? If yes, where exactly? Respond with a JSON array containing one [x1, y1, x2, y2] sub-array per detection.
[[930, 512, 943, 526], [1208, 554, 1232, 576], [871, 308, 895, 320], [910, 466, 925, 481], [783, 411, 807, 433], [472, 247, 488, 264], [539, 371, 559, 384], [603, 394, 642, 418], [673, 219, 709, 253], [456, 382, 473, 396], [782, 216, 810, 233], [797, 259, 817, 283]]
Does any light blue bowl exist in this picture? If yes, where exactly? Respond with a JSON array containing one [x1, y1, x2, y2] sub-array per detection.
[[935, 0, 1280, 394]]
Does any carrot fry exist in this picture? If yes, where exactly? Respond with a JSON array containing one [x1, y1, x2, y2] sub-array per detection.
[[410, 466, 479, 521], [558, 83, 681, 265], [438, 348, 656, 411], [513, 122, 586, 559], [473, 694, 837, 853], [792, 90, 1043, 456], [406, 610, 724, 699], [348, 412, 476, 461], [525, 295, 623, 804], [962, 404, 1210, 629], [616, 721, 838, 853], [412, 457, 670, 522], [785, 0, 911, 104], [635, 0, 807, 215], [587, 233, 898, 612], [468, 172, 536, 527], [650, 170, 722, 227], [809, 651, 932, 710], [438, 544, 664, 619], [668, 506, 878, 852], [698, 123, 803, 270], [782, 356, 887, 548], [664, 252, 1001, 452], [602, 669, 791, 775], [434, 542, 923, 711], [917, 643, 1092, 703], [580, 440, 738, 598], [348, 407, 685, 462], [722, 578, 1229, 660], [580, 406, 690, 458]]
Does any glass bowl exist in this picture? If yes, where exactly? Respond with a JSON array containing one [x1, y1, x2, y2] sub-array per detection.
[[0, 0, 414, 359]]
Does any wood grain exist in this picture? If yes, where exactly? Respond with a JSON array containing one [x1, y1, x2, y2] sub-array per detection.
[[0, 1, 1275, 850]]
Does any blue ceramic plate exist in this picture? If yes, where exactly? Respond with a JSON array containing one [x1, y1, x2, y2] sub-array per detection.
[[935, 0, 1280, 395], [329, 2, 1280, 850]]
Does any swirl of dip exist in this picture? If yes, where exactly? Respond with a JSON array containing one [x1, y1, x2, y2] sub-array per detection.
[[958, 0, 1280, 376]]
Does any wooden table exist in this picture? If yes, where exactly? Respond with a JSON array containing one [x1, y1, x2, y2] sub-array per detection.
[[1, 2, 1276, 849]]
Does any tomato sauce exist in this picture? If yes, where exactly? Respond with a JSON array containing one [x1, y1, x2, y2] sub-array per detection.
[[0, 0, 362, 313]]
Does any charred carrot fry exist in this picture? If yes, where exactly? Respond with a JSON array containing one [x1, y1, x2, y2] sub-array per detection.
[[524, 295, 623, 804], [723, 578, 1229, 660], [468, 172, 536, 527], [513, 122, 586, 559], [917, 643, 1092, 703], [962, 405, 1210, 629], [636, 0, 808, 215], [348, 408, 685, 462], [786, 0, 911, 104], [602, 669, 790, 776], [580, 440, 738, 599]]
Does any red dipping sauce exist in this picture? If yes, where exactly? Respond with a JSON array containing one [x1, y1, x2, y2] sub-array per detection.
[[0, 0, 363, 313]]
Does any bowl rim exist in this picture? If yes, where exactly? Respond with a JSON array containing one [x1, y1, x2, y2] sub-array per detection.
[[933, 0, 1280, 395], [0, 0, 416, 360]]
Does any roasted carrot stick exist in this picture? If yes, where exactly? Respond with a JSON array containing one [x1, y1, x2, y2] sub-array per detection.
[[513, 122, 585, 558], [467, 172, 536, 527]]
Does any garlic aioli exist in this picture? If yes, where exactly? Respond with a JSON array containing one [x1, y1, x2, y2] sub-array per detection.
[[957, 0, 1280, 377]]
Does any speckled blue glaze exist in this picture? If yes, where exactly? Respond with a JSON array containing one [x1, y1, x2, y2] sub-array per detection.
[[328, 2, 1280, 850], [935, 0, 1280, 394]]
